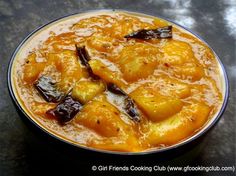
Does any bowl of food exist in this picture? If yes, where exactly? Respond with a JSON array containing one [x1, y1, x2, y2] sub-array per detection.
[[8, 10, 228, 155]]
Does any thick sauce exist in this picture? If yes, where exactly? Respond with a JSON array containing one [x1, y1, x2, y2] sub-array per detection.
[[13, 11, 223, 152]]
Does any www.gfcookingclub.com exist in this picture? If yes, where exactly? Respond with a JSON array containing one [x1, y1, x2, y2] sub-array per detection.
[[91, 165, 235, 173]]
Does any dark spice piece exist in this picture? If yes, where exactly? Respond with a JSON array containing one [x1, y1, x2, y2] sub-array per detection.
[[107, 83, 140, 122], [46, 96, 82, 123], [76, 45, 100, 80], [124, 26, 172, 40], [164, 63, 170, 67], [107, 83, 126, 95], [124, 97, 140, 122], [34, 76, 63, 103], [76, 45, 90, 67], [106, 83, 140, 121]]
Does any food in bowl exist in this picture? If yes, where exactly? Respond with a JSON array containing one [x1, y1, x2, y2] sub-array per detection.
[[10, 10, 225, 152]]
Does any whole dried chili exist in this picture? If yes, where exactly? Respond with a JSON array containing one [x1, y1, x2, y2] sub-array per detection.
[[124, 97, 140, 122], [107, 83, 126, 96], [124, 26, 172, 40], [34, 76, 64, 103], [76, 45, 100, 80], [46, 96, 82, 123]]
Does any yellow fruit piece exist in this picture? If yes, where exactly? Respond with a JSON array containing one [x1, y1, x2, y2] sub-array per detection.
[[71, 80, 105, 104], [149, 76, 191, 98], [146, 103, 211, 146], [161, 40, 195, 65], [47, 50, 82, 92], [173, 64, 204, 81], [89, 59, 126, 88], [118, 43, 160, 82], [120, 56, 157, 82], [110, 15, 141, 39], [153, 18, 169, 27], [88, 135, 141, 152], [87, 34, 115, 53], [160, 40, 205, 81], [110, 14, 156, 39], [130, 86, 183, 122], [23, 53, 45, 83], [75, 99, 128, 137]]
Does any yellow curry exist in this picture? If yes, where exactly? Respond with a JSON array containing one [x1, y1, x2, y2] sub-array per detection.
[[13, 11, 223, 152]]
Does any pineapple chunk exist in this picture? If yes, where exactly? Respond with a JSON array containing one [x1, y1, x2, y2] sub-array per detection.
[[89, 59, 126, 88], [88, 135, 141, 152], [119, 56, 157, 82], [146, 103, 211, 146], [87, 34, 115, 53], [75, 99, 129, 137], [118, 43, 160, 82], [47, 50, 82, 92], [173, 63, 204, 81], [148, 76, 191, 98], [110, 15, 139, 39], [130, 86, 183, 122], [161, 40, 195, 65], [71, 80, 105, 104], [23, 53, 45, 83], [161, 40, 205, 81], [110, 14, 156, 39]]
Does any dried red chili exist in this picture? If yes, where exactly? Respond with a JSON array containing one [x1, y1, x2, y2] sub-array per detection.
[[46, 96, 82, 123], [124, 26, 172, 39], [34, 76, 64, 103]]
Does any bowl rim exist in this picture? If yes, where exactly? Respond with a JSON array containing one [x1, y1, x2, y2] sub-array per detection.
[[7, 9, 229, 155]]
